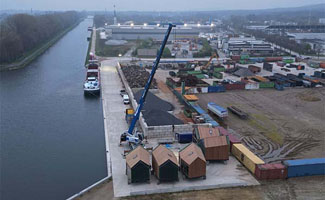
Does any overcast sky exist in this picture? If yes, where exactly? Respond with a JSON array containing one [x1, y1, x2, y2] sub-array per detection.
[[1, 0, 325, 11]]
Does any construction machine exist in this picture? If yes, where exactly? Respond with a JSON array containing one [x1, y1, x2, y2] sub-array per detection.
[[120, 24, 176, 147], [200, 52, 219, 71]]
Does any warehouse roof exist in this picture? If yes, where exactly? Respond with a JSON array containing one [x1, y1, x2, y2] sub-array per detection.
[[197, 126, 220, 139], [233, 144, 264, 164], [152, 145, 178, 166], [126, 146, 150, 168], [179, 143, 205, 165], [203, 135, 228, 148]]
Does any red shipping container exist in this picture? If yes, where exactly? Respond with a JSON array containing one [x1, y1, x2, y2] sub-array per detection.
[[255, 163, 287, 180], [265, 57, 283, 62], [217, 127, 241, 152], [320, 62, 325, 69], [223, 82, 245, 90]]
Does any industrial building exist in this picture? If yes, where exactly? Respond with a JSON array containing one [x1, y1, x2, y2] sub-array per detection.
[[106, 25, 200, 40], [223, 37, 274, 56]]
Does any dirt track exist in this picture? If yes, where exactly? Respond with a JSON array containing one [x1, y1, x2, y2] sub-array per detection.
[[197, 88, 325, 162]]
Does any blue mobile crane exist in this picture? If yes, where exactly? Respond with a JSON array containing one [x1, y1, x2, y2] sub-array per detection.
[[120, 23, 176, 146]]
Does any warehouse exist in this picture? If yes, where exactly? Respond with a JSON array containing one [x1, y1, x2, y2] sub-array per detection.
[[125, 146, 151, 184], [199, 135, 229, 161], [223, 37, 274, 56], [231, 143, 265, 174], [106, 25, 200, 40], [152, 145, 179, 183], [179, 143, 206, 179]]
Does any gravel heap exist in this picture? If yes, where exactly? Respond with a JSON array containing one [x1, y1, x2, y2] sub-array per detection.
[[143, 109, 183, 126], [134, 90, 174, 112], [121, 65, 157, 89]]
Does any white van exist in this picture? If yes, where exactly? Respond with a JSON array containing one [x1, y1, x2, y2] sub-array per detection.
[[123, 95, 130, 104]]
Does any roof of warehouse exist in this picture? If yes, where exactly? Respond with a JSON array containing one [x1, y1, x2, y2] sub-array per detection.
[[283, 158, 325, 166], [126, 146, 150, 168], [233, 144, 264, 164], [179, 143, 206, 165], [197, 126, 220, 139], [152, 145, 178, 167], [203, 135, 228, 148]]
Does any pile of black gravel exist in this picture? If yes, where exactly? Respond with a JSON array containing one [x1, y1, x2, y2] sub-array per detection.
[[134, 90, 174, 112], [143, 109, 183, 126]]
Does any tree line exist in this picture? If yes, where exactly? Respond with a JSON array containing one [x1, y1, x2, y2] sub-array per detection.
[[0, 11, 81, 64]]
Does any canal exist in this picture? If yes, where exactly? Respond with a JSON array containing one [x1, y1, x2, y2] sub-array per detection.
[[0, 19, 107, 200]]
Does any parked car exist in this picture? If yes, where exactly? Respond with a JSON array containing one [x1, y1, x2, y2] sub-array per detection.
[[120, 89, 127, 97], [123, 94, 130, 104]]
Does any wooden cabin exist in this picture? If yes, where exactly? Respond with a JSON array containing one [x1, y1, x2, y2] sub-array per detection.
[[152, 145, 179, 183], [179, 143, 206, 179], [125, 146, 151, 184]]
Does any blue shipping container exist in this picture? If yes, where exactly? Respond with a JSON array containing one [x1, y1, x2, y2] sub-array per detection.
[[283, 158, 325, 178], [208, 85, 226, 93], [176, 132, 193, 143]]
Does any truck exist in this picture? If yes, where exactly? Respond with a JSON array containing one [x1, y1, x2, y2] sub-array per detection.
[[207, 102, 228, 119]]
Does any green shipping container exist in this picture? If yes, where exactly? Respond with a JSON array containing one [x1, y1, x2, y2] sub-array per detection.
[[283, 59, 294, 64], [241, 55, 249, 59], [259, 82, 275, 88], [187, 71, 202, 75], [214, 67, 225, 72], [213, 72, 223, 79], [195, 74, 206, 79]]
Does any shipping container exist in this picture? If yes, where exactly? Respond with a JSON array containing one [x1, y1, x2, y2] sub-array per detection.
[[125, 146, 151, 184], [283, 158, 325, 178], [213, 72, 223, 79], [255, 163, 287, 180], [223, 82, 245, 90], [152, 145, 179, 183], [232, 144, 265, 174], [265, 57, 283, 62], [231, 55, 241, 61], [259, 81, 275, 88], [199, 136, 229, 161], [208, 85, 226, 93], [179, 143, 206, 179], [320, 62, 325, 69], [176, 132, 193, 143], [214, 67, 225, 72], [242, 79, 259, 90], [217, 127, 241, 151]]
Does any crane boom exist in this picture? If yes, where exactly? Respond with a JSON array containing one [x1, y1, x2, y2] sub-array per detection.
[[121, 24, 175, 145]]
